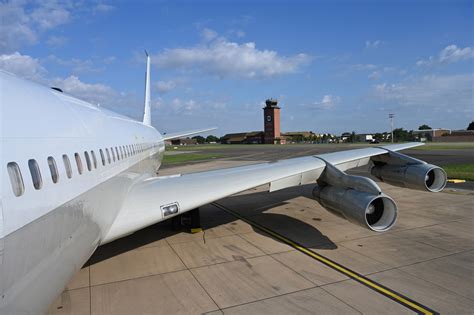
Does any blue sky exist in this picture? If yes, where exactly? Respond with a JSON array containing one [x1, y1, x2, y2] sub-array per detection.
[[1, 0, 472, 135]]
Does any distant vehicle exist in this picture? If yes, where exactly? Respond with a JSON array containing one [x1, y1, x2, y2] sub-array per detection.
[[0, 54, 447, 314], [370, 139, 380, 144]]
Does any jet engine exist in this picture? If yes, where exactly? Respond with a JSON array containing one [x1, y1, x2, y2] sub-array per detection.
[[370, 148, 447, 192], [312, 161, 397, 232], [371, 163, 447, 192], [313, 185, 397, 232]]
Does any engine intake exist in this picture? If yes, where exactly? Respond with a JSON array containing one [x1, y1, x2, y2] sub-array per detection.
[[313, 185, 397, 232], [371, 163, 447, 192]]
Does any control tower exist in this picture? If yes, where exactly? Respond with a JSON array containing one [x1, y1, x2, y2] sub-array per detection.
[[263, 98, 281, 144]]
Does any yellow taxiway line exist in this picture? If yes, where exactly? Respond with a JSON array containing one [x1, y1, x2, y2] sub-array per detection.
[[212, 202, 438, 315], [447, 179, 466, 183]]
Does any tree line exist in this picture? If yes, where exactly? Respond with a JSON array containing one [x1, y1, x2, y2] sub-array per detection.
[[190, 121, 474, 144]]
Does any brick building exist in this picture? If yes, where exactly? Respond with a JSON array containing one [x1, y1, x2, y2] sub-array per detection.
[[263, 99, 283, 144]]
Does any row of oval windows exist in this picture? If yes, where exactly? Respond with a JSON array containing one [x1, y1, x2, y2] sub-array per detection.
[[7, 143, 157, 197]]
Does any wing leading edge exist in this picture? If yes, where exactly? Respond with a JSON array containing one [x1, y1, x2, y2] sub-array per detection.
[[162, 127, 217, 141], [103, 142, 424, 242]]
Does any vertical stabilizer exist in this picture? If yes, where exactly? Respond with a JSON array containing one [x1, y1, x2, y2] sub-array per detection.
[[143, 51, 152, 126]]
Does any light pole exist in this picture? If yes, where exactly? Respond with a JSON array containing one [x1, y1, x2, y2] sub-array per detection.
[[389, 113, 394, 143]]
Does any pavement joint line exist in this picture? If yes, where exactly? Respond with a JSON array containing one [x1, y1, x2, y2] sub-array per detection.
[[215, 285, 322, 312], [166, 239, 222, 313], [212, 201, 439, 315]]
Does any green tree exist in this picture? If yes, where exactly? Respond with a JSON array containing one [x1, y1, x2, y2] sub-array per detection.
[[205, 135, 219, 143], [418, 124, 432, 130], [349, 131, 356, 143], [293, 135, 304, 142], [393, 128, 409, 142], [468, 121, 474, 130], [321, 134, 328, 143], [192, 135, 205, 144]]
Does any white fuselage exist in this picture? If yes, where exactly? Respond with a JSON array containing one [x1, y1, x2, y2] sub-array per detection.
[[0, 70, 165, 314]]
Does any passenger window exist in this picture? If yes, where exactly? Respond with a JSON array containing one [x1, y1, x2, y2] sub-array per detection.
[[106, 148, 111, 164], [120, 146, 124, 159], [99, 149, 106, 166], [63, 154, 72, 178], [84, 152, 92, 171], [75, 153, 83, 174], [111, 147, 116, 162], [28, 159, 42, 190], [47, 156, 59, 183], [91, 151, 97, 169], [7, 162, 25, 197], [115, 147, 120, 160]]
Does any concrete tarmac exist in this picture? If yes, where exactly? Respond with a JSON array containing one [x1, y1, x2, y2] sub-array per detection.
[[48, 146, 474, 314]]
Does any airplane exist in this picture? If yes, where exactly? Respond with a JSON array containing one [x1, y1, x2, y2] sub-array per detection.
[[0, 53, 447, 314]]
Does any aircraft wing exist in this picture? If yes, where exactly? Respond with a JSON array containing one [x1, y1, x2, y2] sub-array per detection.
[[103, 142, 425, 242], [162, 127, 217, 141]]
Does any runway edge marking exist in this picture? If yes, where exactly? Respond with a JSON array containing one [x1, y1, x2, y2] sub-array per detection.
[[211, 202, 438, 315]]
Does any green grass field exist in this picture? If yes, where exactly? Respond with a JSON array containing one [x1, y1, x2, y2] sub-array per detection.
[[442, 164, 474, 181], [412, 143, 474, 150], [162, 153, 224, 164]]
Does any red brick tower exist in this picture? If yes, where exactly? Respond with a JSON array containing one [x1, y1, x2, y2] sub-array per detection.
[[263, 98, 281, 144]]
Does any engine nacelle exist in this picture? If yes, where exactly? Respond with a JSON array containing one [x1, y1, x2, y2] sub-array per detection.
[[313, 185, 397, 232], [371, 163, 447, 192]]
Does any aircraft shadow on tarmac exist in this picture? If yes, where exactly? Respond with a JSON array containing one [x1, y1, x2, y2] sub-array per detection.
[[85, 184, 336, 267]]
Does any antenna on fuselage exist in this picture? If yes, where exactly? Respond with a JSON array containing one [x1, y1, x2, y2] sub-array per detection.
[[143, 50, 152, 126]]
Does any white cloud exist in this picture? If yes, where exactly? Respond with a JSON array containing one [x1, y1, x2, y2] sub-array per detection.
[[30, 3, 70, 30], [93, 4, 115, 15], [50, 74, 143, 119], [0, 1, 114, 53], [368, 71, 381, 80], [51, 75, 117, 104], [103, 56, 116, 64], [365, 40, 383, 49], [169, 98, 199, 113], [312, 95, 341, 110], [0, 1, 37, 52], [228, 29, 245, 38], [0, 51, 143, 120], [200, 28, 218, 41], [417, 44, 474, 66], [47, 55, 100, 73], [350, 63, 404, 80], [439, 45, 474, 63], [156, 80, 176, 93], [154, 36, 311, 79], [45, 55, 117, 73], [372, 74, 473, 111], [0, 52, 46, 80], [46, 35, 68, 47], [235, 30, 245, 38], [351, 64, 377, 71], [0, 0, 72, 53]]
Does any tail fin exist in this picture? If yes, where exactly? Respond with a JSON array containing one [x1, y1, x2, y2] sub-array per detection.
[[143, 50, 152, 126]]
